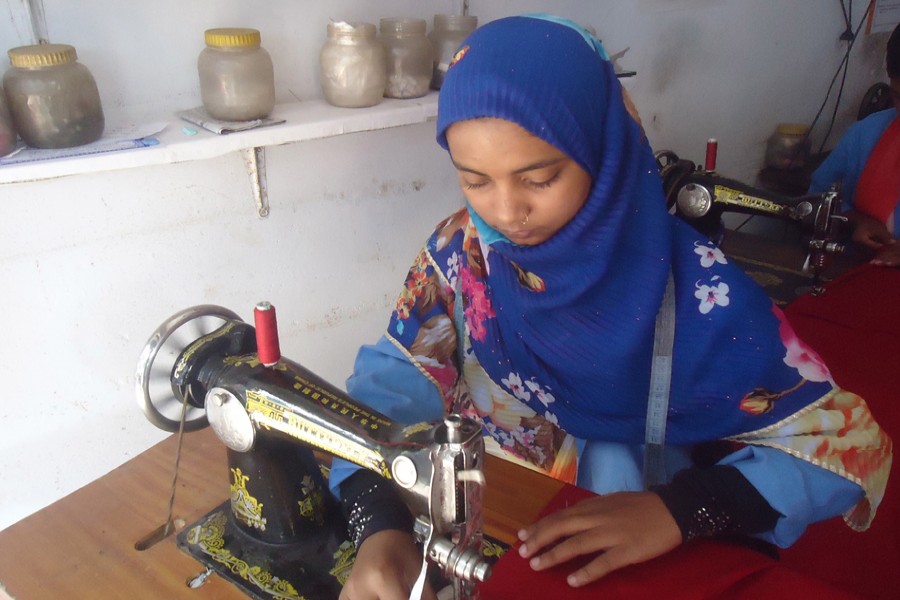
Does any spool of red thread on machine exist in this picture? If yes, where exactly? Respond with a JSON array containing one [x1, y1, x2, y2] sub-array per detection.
[[705, 138, 718, 172], [254, 301, 281, 367]]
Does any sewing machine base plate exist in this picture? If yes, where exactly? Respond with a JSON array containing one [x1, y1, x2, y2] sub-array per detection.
[[177, 501, 353, 599], [178, 501, 511, 599]]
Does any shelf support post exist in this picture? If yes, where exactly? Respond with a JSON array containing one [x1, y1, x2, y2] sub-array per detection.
[[241, 146, 269, 219], [20, 0, 49, 44]]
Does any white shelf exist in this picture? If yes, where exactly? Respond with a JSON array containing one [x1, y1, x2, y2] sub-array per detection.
[[0, 92, 439, 186]]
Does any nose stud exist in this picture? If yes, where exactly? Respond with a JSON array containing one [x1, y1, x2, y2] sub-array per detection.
[[521, 212, 530, 225]]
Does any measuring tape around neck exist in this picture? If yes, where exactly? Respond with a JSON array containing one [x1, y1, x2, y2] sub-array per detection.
[[643, 272, 676, 489]]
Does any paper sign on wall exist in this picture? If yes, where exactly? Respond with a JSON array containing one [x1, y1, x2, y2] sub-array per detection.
[[868, 0, 900, 33]]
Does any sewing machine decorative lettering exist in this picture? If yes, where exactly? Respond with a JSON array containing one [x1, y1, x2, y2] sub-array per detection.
[[656, 144, 846, 295], [136, 303, 493, 600]]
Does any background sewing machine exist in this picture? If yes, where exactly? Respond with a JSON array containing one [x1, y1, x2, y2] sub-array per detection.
[[656, 141, 847, 295], [135, 303, 493, 600]]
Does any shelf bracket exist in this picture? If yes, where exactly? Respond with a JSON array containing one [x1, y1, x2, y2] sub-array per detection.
[[241, 146, 269, 219]]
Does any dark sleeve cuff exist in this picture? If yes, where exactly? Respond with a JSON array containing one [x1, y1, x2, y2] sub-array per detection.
[[652, 465, 781, 542], [339, 469, 414, 548]]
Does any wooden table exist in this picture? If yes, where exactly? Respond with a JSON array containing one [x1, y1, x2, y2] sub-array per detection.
[[717, 228, 864, 307], [0, 427, 561, 599], [719, 228, 861, 279]]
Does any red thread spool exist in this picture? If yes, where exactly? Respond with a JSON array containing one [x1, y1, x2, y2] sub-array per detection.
[[705, 138, 718, 172], [254, 301, 281, 367]]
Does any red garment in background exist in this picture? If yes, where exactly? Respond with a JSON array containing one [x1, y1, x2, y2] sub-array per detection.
[[854, 115, 900, 224], [780, 263, 900, 600]]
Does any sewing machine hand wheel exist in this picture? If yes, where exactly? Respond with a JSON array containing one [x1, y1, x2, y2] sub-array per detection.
[[136, 305, 242, 432], [655, 149, 702, 215], [655, 150, 680, 171]]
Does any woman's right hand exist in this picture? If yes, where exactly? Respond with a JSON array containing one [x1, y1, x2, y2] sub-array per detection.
[[339, 530, 437, 600]]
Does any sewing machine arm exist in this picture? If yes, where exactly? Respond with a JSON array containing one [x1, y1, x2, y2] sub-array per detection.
[[656, 150, 846, 290]]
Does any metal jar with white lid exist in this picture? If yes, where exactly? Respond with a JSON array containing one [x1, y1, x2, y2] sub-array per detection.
[[198, 28, 276, 121], [0, 87, 17, 156], [3, 43, 104, 149], [319, 21, 386, 108], [380, 17, 432, 99]]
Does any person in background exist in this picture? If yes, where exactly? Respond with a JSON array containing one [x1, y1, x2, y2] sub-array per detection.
[[332, 16, 893, 600], [809, 22, 900, 267]]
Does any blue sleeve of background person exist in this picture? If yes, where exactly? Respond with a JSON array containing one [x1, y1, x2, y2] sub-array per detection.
[[809, 109, 897, 211], [328, 335, 446, 496], [895, 198, 900, 238], [721, 445, 864, 547]]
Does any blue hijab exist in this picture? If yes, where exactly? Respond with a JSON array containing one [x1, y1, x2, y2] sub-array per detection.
[[416, 16, 834, 444]]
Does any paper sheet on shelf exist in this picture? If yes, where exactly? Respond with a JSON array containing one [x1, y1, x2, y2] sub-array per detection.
[[176, 106, 285, 135], [0, 121, 168, 166]]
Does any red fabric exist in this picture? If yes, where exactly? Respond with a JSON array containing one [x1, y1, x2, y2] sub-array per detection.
[[779, 264, 900, 600], [480, 484, 862, 600], [855, 115, 900, 224], [479, 263, 899, 599]]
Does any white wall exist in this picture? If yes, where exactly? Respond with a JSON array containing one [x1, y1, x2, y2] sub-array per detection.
[[0, 0, 892, 531]]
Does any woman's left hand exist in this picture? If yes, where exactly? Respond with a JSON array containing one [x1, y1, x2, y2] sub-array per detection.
[[516, 491, 682, 588]]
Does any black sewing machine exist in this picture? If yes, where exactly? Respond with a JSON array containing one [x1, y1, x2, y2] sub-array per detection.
[[136, 303, 493, 600], [656, 143, 846, 295]]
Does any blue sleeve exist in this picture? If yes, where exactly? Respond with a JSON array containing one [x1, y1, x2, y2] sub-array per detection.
[[574, 440, 861, 546], [719, 445, 864, 547], [808, 109, 897, 211], [328, 335, 446, 495], [894, 202, 900, 239], [808, 134, 854, 199]]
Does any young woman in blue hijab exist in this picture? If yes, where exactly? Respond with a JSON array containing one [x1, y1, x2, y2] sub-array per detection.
[[332, 15, 892, 599]]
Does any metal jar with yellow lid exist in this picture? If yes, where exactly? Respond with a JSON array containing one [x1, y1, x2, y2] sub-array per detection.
[[198, 28, 276, 121], [3, 43, 105, 149]]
